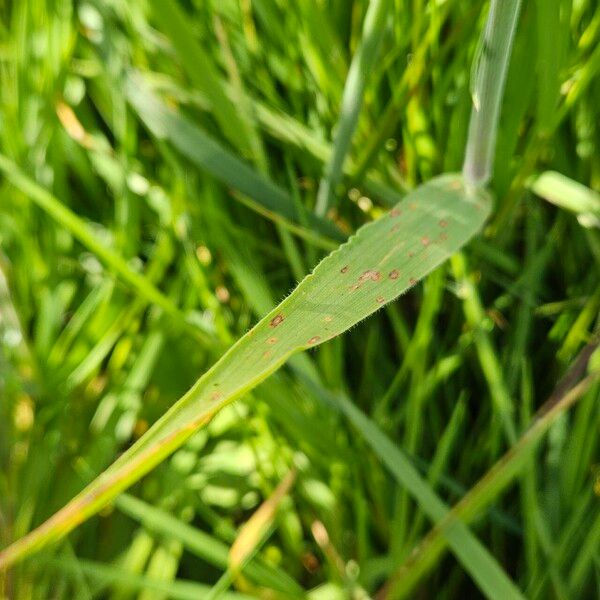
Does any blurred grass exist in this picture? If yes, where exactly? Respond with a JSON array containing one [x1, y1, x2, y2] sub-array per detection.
[[1, 1, 599, 599]]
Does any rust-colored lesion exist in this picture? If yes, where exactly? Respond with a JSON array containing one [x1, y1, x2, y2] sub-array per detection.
[[269, 314, 284, 328], [359, 270, 381, 282]]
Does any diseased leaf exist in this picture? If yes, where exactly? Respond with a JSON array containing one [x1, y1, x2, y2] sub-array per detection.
[[0, 174, 490, 568]]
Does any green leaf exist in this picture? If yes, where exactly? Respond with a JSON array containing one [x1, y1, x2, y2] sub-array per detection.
[[146, 0, 259, 163], [531, 171, 600, 228], [463, 0, 522, 186], [0, 174, 490, 569], [329, 391, 525, 600], [314, 0, 389, 216], [126, 74, 342, 247], [384, 370, 599, 599], [43, 557, 257, 600], [0, 154, 207, 341], [115, 494, 303, 596]]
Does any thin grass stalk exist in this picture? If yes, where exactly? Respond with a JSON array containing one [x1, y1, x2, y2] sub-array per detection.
[[314, 0, 389, 216], [463, 0, 522, 187]]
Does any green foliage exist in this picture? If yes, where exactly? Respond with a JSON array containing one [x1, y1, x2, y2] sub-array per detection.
[[1, 1, 599, 599], [532, 171, 600, 228], [0, 174, 490, 571], [314, 0, 390, 216]]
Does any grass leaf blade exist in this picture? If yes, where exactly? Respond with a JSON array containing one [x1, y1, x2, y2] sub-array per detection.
[[0, 174, 490, 569]]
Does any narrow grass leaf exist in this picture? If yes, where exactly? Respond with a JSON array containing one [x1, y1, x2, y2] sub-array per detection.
[[534, 0, 562, 133], [44, 558, 256, 600], [229, 469, 296, 573], [384, 368, 599, 598], [126, 74, 342, 243], [463, 0, 522, 186], [314, 0, 389, 216], [0, 154, 204, 340], [531, 171, 600, 228], [329, 391, 525, 600], [116, 495, 302, 596], [147, 0, 257, 161], [0, 174, 490, 569]]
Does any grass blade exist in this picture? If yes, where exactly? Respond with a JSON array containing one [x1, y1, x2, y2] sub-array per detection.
[[229, 470, 296, 574], [115, 494, 302, 596], [531, 171, 600, 228], [463, 0, 522, 186], [328, 391, 525, 600], [314, 0, 389, 216], [147, 0, 258, 162], [126, 74, 342, 244], [44, 558, 256, 600], [0, 174, 490, 569], [0, 154, 205, 340], [382, 347, 599, 598]]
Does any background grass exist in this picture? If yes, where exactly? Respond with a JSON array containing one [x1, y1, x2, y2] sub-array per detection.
[[1, 0, 599, 598]]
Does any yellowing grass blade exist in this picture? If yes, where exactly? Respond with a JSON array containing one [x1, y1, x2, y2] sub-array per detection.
[[229, 469, 297, 576], [0, 174, 491, 569]]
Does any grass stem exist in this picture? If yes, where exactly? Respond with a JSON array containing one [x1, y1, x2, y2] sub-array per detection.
[[463, 0, 522, 187]]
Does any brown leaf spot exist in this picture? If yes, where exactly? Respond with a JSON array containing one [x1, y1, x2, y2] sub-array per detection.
[[439, 219, 448, 228], [408, 251, 415, 258], [340, 265, 349, 274], [270, 314, 284, 328], [439, 232, 449, 241], [389, 269, 400, 280], [359, 270, 381, 282], [323, 316, 333, 323], [409, 202, 417, 211], [349, 283, 361, 291], [421, 236, 430, 246], [307, 336, 321, 345], [211, 391, 224, 401], [390, 208, 402, 218], [266, 336, 278, 345], [409, 278, 417, 285], [376, 296, 385, 304], [263, 350, 272, 359]]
